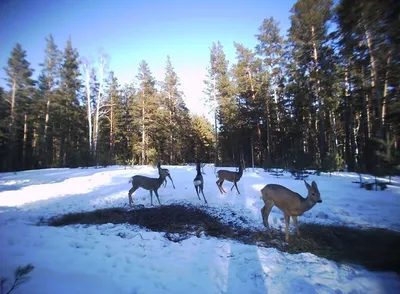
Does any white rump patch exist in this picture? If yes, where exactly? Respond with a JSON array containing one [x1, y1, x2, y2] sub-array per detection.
[[193, 180, 202, 186]]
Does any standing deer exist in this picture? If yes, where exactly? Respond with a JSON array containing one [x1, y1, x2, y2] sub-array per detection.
[[160, 167, 176, 189], [128, 162, 169, 206], [193, 160, 207, 204], [216, 160, 244, 194], [260, 180, 322, 242]]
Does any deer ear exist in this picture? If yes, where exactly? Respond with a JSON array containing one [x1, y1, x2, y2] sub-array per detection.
[[311, 181, 318, 189], [304, 180, 311, 190]]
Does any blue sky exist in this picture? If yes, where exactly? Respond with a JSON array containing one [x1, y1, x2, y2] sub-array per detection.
[[0, 0, 295, 118]]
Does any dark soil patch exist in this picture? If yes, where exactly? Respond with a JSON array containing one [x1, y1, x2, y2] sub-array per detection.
[[45, 204, 400, 274]]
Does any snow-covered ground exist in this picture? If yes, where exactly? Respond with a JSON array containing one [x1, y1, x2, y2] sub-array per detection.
[[0, 165, 399, 294]]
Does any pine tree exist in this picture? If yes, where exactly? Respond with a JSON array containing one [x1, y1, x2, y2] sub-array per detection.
[[374, 133, 398, 183], [135, 60, 158, 164], [58, 37, 83, 167], [3, 43, 35, 170], [203, 41, 235, 165], [161, 56, 184, 164], [113, 83, 138, 165], [0, 87, 9, 170], [232, 42, 264, 166], [335, 0, 400, 172], [288, 0, 334, 166], [104, 71, 120, 162], [191, 114, 215, 161], [38, 34, 61, 167], [255, 17, 287, 166]]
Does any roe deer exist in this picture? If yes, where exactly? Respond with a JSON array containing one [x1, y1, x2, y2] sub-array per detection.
[[193, 160, 207, 204], [128, 162, 168, 206], [160, 167, 176, 189], [216, 160, 244, 194], [260, 180, 322, 242]]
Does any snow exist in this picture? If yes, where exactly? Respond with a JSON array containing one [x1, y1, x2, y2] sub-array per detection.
[[0, 165, 399, 294]]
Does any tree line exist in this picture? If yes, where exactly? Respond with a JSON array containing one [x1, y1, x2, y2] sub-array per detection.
[[0, 37, 215, 171], [203, 0, 399, 176], [1, 0, 399, 177]]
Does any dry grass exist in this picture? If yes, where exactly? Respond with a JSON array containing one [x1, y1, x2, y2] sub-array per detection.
[[45, 204, 400, 273]]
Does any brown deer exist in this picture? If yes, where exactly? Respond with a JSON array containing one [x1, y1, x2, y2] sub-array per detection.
[[193, 160, 207, 204], [216, 160, 244, 194], [260, 180, 322, 242], [160, 167, 176, 189], [128, 162, 169, 206]]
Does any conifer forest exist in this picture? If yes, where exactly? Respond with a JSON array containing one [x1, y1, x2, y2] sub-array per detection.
[[1, 0, 399, 177]]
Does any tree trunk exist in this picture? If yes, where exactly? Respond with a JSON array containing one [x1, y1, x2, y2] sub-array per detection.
[[361, 66, 371, 139], [213, 75, 218, 167], [355, 111, 361, 167], [308, 93, 316, 163], [94, 57, 105, 162], [329, 111, 338, 155], [51, 122, 57, 167], [364, 27, 382, 136], [247, 69, 262, 164], [32, 121, 37, 158], [23, 114, 27, 169], [265, 90, 271, 165], [141, 91, 146, 165], [311, 25, 326, 164], [344, 65, 355, 170], [382, 52, 391, 129], [43, 73, 53, 168], [109, 96, 114, 160], [83, 63, 93, 154], [168, 91, 174, 164], [9, 79, 17, 170], [59, 132, 65, 167]]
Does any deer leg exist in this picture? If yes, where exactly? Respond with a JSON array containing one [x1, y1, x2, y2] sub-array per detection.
[[284, 213, 291, 242], [261, 201, 274, 237], [261, 206, 265, 223], [168, 175, 176, 189], [200, 185, 208, 204], [128, 186, 138, 206], [292, 216, 300, 237], [163, 179, 167, 188], [154, 189, 162, 205], [219, 180, 226, 194], [233, 181, 240, 194], [150, 190, 153, 206], [216, 180, 224, 194], [195, 186, 201, 200]]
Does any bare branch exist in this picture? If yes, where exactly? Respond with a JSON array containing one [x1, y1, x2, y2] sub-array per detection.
[[132, 233, 149, 241], [99, 108, 111, 117], [102, 115, 111, 122]]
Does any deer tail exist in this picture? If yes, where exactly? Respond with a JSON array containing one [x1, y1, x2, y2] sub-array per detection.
[[128, 177, 133, 183]]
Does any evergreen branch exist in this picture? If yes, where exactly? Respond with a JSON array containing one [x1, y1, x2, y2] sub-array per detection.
[[1, 264, 34, 294], [2, 96, 11, 105]]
